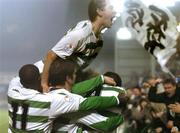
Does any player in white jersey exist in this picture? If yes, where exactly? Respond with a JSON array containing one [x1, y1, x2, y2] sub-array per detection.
[[41, 0, 116, 92], [34, 60, 126, 132], [33, 60, 125, 132], [49, 59, 126, 133], [8, 62, 124, 133]]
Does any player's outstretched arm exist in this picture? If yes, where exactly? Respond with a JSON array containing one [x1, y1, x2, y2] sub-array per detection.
[[51, 94, 119, 116], [72, 75, 116, 96], [72, 75, 103, 96], [79, 96, 119, 111]]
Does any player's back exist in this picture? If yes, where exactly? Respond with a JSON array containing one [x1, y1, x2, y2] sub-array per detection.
[[8, 85, 52, 133]]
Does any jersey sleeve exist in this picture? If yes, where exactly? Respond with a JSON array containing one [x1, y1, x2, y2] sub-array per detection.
[[72, 75, 104, 97], [79, 96, 119, 111], [51, 30, 81, 59], [49, 93, 81, 117], [49, 93, 119, 117]]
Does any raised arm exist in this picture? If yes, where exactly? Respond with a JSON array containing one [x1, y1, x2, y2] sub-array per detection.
[[42, 30, 81, 93], [148, 83, 166, 103]]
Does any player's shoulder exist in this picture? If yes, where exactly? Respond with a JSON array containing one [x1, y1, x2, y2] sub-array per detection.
[[35, 93, 52, 102], [69, 20, 93, 38], [8, 76, 21, 92], [48, 89, 70, 100], [74, 20, 91, 30], [49, 89, 83, 102]]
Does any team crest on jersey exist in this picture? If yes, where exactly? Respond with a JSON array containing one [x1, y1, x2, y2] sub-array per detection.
[[68, 44, 73, 49], [64, 95, 71, 102], [64, 44, 74, 53]]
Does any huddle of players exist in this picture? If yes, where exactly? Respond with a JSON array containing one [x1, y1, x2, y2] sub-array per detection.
[[8, 59, 128, 133], [8, 0, 129, 132]]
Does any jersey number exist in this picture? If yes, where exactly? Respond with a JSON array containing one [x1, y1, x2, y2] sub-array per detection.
[[11, 101, 29, 130]]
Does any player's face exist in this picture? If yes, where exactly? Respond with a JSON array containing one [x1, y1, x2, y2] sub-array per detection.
[[101, 0, 116, 28]]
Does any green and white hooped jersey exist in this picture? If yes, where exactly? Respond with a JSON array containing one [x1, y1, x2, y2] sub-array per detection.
[[51, 20, 103, 69], [8, 90, 52, 133], [8, 77, 119, 133], [53, 80, 125, 133], [7, 78, 83, 133]]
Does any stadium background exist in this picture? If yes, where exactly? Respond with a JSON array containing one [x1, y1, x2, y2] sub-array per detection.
[[0, 0, 180, 132]]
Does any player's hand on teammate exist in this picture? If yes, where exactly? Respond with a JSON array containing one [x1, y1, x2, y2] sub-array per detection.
[[103, 76, 116, 86], [41, 82, 49, 93]]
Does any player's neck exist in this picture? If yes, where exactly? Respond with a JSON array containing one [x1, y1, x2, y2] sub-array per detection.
[[92, 21, 102, 38], [52, 84, 71, 92], [64, 82, 72, 92]]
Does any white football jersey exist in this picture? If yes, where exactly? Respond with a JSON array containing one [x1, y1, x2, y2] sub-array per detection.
[[52, 20, 103, 69]]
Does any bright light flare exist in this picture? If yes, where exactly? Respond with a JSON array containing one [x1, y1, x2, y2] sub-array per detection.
[[116, 27, 132, 40], [110, 0, 126, 15]]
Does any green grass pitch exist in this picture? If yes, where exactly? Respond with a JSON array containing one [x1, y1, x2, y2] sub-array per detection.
[[0, 109, 8, 133]]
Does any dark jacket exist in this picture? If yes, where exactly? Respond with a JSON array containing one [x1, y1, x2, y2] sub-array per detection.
[[148, 84, 180, 128]]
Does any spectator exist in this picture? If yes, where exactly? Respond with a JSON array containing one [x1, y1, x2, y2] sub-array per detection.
[[148, 78, 180, 131]]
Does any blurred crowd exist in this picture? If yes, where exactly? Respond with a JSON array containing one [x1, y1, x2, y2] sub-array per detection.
[[123, 76, 180, 133], [77, 69, 180, 133]]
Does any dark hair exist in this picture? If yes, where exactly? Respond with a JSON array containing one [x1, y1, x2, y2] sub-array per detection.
[[103, 71, 122, 87], [19, 64, 40, 89], [49, 59, 76, 86], [88, 0, 106, 22], [162, 78, 176, 86]]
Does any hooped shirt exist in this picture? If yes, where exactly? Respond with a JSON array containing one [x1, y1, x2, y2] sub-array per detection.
[[51, 20, 103, 69]]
